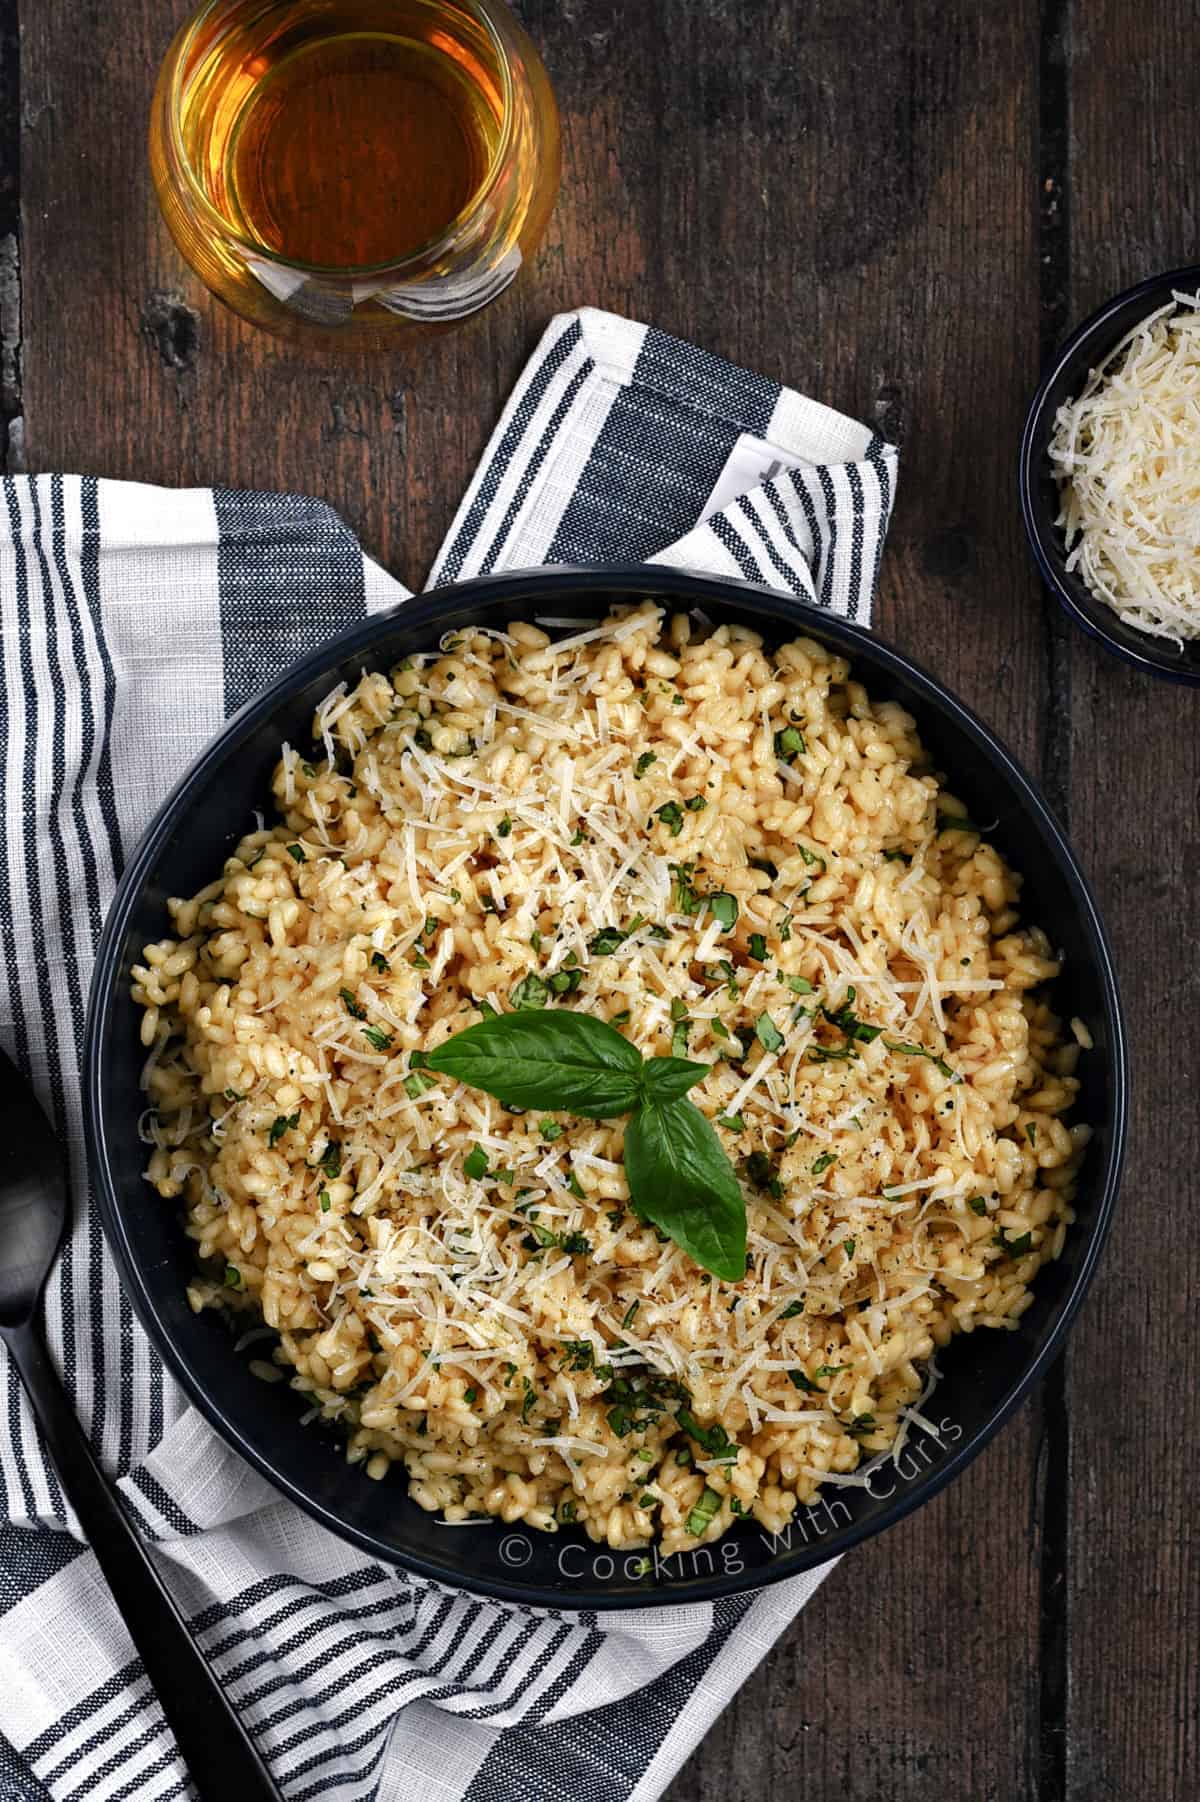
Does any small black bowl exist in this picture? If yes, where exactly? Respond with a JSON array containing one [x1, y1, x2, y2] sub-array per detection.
[[84, 566, 1128, 1609], [1019, 263, 1200, 683]]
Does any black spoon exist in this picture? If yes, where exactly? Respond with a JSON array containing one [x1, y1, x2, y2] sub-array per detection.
[[0, 1043, 282, 1801]]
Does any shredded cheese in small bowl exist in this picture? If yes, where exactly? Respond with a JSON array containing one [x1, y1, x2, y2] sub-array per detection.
[[1047, 289, 1200, 645]]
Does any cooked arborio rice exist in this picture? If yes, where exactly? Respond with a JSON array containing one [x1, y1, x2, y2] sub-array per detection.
[[135, 603, 1087, 1555]]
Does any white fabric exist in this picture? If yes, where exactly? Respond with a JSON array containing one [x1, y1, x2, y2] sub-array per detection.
[[0, 308, 897, 1801]]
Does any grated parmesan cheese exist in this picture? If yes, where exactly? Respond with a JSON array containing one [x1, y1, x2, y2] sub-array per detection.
[[1049, 291, 1200, 642]]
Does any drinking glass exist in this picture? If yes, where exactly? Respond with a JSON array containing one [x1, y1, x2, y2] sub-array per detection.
[[149, 0, 561, 344]]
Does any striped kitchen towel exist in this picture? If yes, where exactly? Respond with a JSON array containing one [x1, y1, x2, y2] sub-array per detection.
[[0, 307, 897, 1802]]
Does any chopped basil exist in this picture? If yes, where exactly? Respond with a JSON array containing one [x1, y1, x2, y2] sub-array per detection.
[[223, 1264, 242, 1289], [1026, 1122, 1038, 1147], [685, 794, 708, 812], [822, 988, 882, 1044], [319, 1189, 332, 1212], [655, 800, 685, 837], [677, 1410, 738, 1462], [748, 932, 767, 962], [809, 1044, 857, 1063], [404, 1070, 437, 1099], [780, 1300, 805, 1319], [710, 1018, 731, 1042], [778, 912, 792, 941], [361, 1025, 393, 1052], [755, 1012, 785, 1053], [843, 1238, 856, 1258], [708, 892, 739, 931], [788, 1368, 823, 1394], [589, 925, 628, 955], [785, 974, 813, 994], [370, 950, 390, 973], [622, 1299, 641, 1329], [750, 857, 779, 880], [968, 1195, 988, 1216], [268, 1112, 299, 1147], [883, 1038, 960, 1081], [510, 972, 550, 1010], [340, 988, 367, 1020], [634, 751, 657, 778], [463, 1144, 489, 1181], [286, 843, 306, 863], [671, 1015, 691, 1059], [774, 725, 806, 761], [742, 1149, 783, 1200], [718, 1112, 745, 1133], [686, 1486, 723, 1537], [995, 1226, 1033, 1257], [464, 1387, 478, 1406], [411, 952, 432, 971], [497, 815, 512, 838], [937, 811, 984, 836], [812, 1152, 837, 1176], [539, 1118, 563, 1141], [320, 1141, 342, 1179]]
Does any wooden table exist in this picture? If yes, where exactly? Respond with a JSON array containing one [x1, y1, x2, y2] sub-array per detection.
[[8, 2, 1196, 1796]]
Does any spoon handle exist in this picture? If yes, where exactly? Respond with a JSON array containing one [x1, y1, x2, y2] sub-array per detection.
[[4, 1317, 283, 1802]]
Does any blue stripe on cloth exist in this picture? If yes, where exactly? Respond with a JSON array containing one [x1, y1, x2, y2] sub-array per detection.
[[28, 481, 127, 1493], [0, 1522, 85, 1617], [77, 479, 124, 885], [124, 1468, 198, 1540], [212, 491, 367, 714], [0, 1724, 54, 1801], [435, 317, 584, 585], [545, 327, 781, 566], [784, 469, 828, 607], [709, 513, 764, 585], [476, 360, 593, 576], [865, 434, 893, 603], [736, 493, 808, 597], [461, 1594, 755, 1802], [816, 465, 839, 612], [844, 462, 865, 624]]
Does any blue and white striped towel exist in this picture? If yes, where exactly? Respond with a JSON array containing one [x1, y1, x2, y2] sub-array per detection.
[[0, 308, 898, 1802]]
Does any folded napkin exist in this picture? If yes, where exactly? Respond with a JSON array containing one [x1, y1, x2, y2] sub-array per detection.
[[0, 309, 898, 1802]]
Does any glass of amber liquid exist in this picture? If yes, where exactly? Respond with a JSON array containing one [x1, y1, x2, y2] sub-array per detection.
[[149, 0, 560, 344]]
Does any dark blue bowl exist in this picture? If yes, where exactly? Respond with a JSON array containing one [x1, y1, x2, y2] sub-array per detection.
[[83, 566, 1128, 1609], [1020, 264, 1200, 683]]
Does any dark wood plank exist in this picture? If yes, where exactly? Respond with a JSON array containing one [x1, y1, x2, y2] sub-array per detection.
[[1059, 8, 1200, 1800], [17, 3, 1055, 1797]]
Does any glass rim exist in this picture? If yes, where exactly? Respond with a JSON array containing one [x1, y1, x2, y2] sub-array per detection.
[[161, 0, 519, 280]]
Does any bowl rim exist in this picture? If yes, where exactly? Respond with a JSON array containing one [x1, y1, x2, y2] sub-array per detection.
[[83, 564, 1129, 1610], [1018, 261, 1200, 684]]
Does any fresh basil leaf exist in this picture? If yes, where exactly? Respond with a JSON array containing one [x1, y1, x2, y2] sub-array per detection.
[[427, 1010, 644, 1115], [641, 1055, 707, 1103], [623, 1099, 746, 1282]]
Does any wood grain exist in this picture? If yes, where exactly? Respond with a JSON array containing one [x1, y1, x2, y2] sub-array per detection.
[[13, 1, 1192, 1798], [1057, 6, 1200, 1800]]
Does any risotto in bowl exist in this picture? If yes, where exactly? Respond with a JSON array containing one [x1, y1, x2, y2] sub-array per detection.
[[85, 567, 1126, 1607]]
